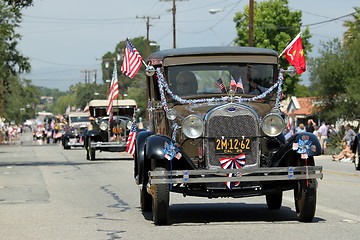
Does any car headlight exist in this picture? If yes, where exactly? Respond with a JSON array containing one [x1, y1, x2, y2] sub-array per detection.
[[126, 121, 132, 130], [261, 113, 285, 136], [182, 115, 204, 138], [166, 108, 178, 120], [100, 121, 108, 131]]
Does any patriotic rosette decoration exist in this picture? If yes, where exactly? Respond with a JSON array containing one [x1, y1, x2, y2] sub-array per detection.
[[163, 142, 182, 161], [219, 154, 246, 189], [292, 138, 312, 159]]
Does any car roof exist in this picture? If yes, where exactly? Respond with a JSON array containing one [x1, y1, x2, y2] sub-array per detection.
[[66, 112, 90, 117], [148, 46, 278, 60], [88, 99, 137, 108]]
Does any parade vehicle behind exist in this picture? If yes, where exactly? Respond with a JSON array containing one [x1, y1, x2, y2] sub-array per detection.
[[134, 46, 323, 225], [62, 112, 90, 149], [84, 99, 137, 160]]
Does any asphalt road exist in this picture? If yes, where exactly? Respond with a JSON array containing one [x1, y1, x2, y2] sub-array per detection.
[[1, 132, 360, 240]]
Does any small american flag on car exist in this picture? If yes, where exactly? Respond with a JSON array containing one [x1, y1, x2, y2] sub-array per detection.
[[215, 78, 226, 92], [126, 120, 137, 156]]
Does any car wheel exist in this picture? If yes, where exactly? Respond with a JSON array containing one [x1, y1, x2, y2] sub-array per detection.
[[266, 191, 283, 209], [294, 179, 317, 222], [152, 167, 169, 226], [89, 141, 96, 161], [140, 181, 152, 212], [86, 149, 90, 160], [355, 156, 360, 171], [63, 139, 70, 150]]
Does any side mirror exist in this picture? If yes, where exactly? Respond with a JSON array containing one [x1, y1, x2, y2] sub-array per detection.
[[145, 65, 155, 76], [284, 66, 297, 77]]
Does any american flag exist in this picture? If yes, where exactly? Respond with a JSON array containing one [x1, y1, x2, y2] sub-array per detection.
[[121, 39, 143, 78], [219, 154, 246, 190], [236, 76, 244, 93], [230, 75, 237, 91], [126, 120, 137, 156], [215, 78, 226, 92], [106, 61, 119, 123]]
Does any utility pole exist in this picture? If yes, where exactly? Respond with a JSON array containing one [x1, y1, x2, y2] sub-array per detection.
[[248, 0, 254, 47], [0, 78, 4, 118], [136, 15, 160, 57], [160, 0, 189, 48], [81, 70, 97, 84]]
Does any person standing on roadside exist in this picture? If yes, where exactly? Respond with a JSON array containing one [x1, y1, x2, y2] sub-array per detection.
[[318, 121, 328, 154], [306, 119, 316, 133], [343, 124, 356, 147]]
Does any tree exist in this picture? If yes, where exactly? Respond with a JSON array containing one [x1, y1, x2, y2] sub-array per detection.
[[4, 76, 38, 124], [343, 7, 360, 47], [0, 0, 31, 120], [309, 8, 360, 123], [233, 0, 312, 95]]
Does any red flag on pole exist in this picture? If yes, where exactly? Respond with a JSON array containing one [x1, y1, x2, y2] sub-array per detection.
[[106, 61, 119, 123], [284, 34, 306, 74], [121, 39, 143, 78]]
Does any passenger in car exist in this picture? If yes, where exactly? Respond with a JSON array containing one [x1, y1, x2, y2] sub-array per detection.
[[247, 66, 268, 94], [175, 71, 198, 96]]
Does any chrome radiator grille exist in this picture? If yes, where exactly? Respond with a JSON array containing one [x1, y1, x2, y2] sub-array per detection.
[[204, 103, 260, 168]]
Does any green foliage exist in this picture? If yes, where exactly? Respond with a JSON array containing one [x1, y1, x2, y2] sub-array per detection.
[[309, 13, 360, 123], [3, 76, 38, 124], [99, 37, 160, 119], [0, 0, 32, 121], [293, 83, 310, 97], [127, 72, 147, 118], [343, 7, 360, 47], [233, 0, 312, 95], [3, 0, 33, 8]]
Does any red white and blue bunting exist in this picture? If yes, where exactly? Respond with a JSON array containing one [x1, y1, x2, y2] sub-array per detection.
[[155, 68, 285, 141]]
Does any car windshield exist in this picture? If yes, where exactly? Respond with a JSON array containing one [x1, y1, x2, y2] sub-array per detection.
[[70, 116, 89, 123], [167, 64, 276, 97]]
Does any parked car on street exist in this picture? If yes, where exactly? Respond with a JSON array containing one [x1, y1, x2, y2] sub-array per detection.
[[84, 99, 137, 160], [62, 112, 90, 149], [134, 46, 323, 225]]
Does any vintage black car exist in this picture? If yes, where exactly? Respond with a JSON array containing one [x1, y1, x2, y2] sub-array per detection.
[[134, 46, 323, 225], [62, 112, 90, 149], [351, 133, 360, 170], [85, 99, 137, 160]]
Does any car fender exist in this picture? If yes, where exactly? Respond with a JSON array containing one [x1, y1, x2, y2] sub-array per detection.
[[63, 132, 74, 139], [291, 132, 322, 156], [84, 130, 102, 148], [272, 132, 321, 167], [351, 133, 360, 154], [135, 130, 154, 183], [145, 135, 173, 161]]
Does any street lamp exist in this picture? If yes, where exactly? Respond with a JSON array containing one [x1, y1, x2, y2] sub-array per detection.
[[209, 8, 226, 14]]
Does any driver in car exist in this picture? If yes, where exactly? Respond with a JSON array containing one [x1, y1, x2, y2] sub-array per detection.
[[175, 71, 198, 96]]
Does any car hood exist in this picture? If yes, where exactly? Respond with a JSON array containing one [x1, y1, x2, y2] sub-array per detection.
[[171, 101, 273, 120]]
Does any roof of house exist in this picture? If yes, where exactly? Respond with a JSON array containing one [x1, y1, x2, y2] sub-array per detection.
[[285, 96, 319, 116]]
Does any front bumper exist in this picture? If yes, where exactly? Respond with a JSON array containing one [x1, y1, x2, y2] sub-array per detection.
[[67, 137, 85, 147], [90, 141, 126, 151], [149, 166, 323, 184]]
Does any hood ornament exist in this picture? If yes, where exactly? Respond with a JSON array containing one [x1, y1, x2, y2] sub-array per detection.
[[228, 89, 235, 102]]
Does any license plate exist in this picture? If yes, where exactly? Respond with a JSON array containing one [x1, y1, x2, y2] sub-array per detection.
[[215, 138, 251, 154], [112, 128, 122, 134]]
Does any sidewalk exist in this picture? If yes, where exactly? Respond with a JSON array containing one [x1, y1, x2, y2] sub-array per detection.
[[0, 131, 33, 146]]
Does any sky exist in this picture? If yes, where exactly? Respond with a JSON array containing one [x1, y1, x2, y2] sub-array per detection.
[[17, 0, 359, 91]]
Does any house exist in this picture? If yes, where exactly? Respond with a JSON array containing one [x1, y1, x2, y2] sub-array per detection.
[[285, 96, 320, 127]]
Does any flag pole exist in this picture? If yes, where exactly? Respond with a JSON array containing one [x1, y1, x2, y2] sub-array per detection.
[[279, 32, 301, 58], [141, 59, 148, 68]]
